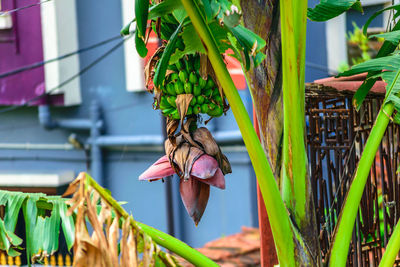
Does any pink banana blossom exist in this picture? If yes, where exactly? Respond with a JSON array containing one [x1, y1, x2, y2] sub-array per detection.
[[139, 154, 225, 225]]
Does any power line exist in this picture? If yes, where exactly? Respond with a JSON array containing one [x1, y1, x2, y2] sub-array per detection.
[[0, 35, 132, 115], [0, 34, 123, 79], [0, 0, 51, 16]]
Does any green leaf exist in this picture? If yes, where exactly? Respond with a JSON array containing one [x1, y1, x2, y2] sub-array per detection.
[[229, 25, 266, 55], [363, 4, 400, 36], [135, 0, 149, 39], [154, 20, 185, 87], [23, 196, 40, 265], [172, 9, 187, 23], [352, 20, 400, 110], [339, 54, 400, 77], [370, 30, 400, 45], [307, 0, 362, 22], [148, 0, 183, 21], [59, 202, 75, 251], [121, 19, 135, 36], [4, 192, 26, 232], [135, 31, 149, 58]]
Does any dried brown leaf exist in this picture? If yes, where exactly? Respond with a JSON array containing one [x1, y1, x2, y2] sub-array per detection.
[[142, 234, 154, 267], [120, 219, 130, 267], [125, 228, 138, 267], [199, 54, 208, 80], [62, 172, 85, 197], [144, 46, 164, 91], [175, 94, 193, 129], [192, 127, 220, 157], [192, 127, 232, 175], [108, 216, 120, 267], [181, 118, 202, 150]]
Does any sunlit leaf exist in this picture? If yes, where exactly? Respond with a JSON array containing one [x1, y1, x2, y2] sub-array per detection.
[[370, 30, 400, 45], [363, 4, 400, 35], [135, 31, 149, 58], [135, 0, 149, 38], [154, 21, 185, 87], [148, 0, 184, 21], [307, 0, 362, 22]]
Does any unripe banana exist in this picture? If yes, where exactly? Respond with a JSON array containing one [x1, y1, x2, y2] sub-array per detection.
[[170, 73, 179, 82], [193, 85, 202, 96], [213, 95, 223, 105], [179, 70, 188, 83], [185, 58, 193, 72], [197, 95, 205, 105], [199, 77, 207, 89], [205, 77, 215, 89], [201, 103, 209, 114], [174, 81, 184, 94], [189, 72, 198, 84], [167, 96, 177, 108], [190, 97, 197, 106], [175, 60, 184, 71], [160, 96, 171, 110], [186, 106, 193, 116], [203, 88, 213, 98], [184, 83, 192, 94], [194, 56, 200, 70], [171, 110, 180, 120], [193, 104, 201, 115], [212, 88, 219, 97], [166, 83, 176, 96], [207, 105, 223, 117]]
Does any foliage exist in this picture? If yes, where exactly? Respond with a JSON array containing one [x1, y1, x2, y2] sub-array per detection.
[[307, 0, 362, 21], [0, 190, 74, 266], [63, 173, 181, 267]]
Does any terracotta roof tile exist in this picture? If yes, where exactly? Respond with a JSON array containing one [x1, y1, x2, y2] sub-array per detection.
[[176, 227, 261, 267], [313, 73, 386, 94]]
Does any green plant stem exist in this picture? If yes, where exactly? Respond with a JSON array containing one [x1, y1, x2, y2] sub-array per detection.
[[85, 173, 218, 267], [329, 103, 395, 266], [379, 218, 400, 267], [280, 0, 308, 222], [179, 0, 296, 265]]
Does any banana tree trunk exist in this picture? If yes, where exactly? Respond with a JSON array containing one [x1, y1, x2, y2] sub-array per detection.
[[240, 0, 320, 265]]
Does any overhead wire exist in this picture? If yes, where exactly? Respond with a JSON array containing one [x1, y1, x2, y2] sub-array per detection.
[[0, 34, 123, 79], [0, 0, 51, 16], [0, 34, 133, 115]]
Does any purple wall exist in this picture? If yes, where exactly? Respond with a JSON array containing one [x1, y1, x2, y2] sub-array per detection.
[[0, 0, 62, 106]]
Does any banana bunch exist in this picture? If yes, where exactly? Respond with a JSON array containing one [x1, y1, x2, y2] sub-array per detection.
[[157, 55, 225, 120]]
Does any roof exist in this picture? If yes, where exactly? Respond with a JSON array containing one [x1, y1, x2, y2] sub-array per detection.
[[176, 227, 261, 267], [311, 73, 386, 94]]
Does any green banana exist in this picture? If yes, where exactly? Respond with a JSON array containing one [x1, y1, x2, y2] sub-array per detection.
[[189, 72, 198, 84], [199, 77, 207, 88], [166, 83, 176, 96], [193, 104, 201, 115], [190, 97, 197, 106], [207, 105, 223, 117], [167, 96, 177, 108], [197, 95, 205, 105], [184, 83, 192, 94], [174, 81, 184, 94], [186, 106, 193, 116], [193, 84, 202, 96], [205, 77, 215, 89], [179, 70, 188, 83], [201, 103, 209, 114]]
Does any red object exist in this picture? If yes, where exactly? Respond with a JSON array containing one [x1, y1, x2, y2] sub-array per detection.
[[253, 109, 278, 266], [314, 73, 386, 94]]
